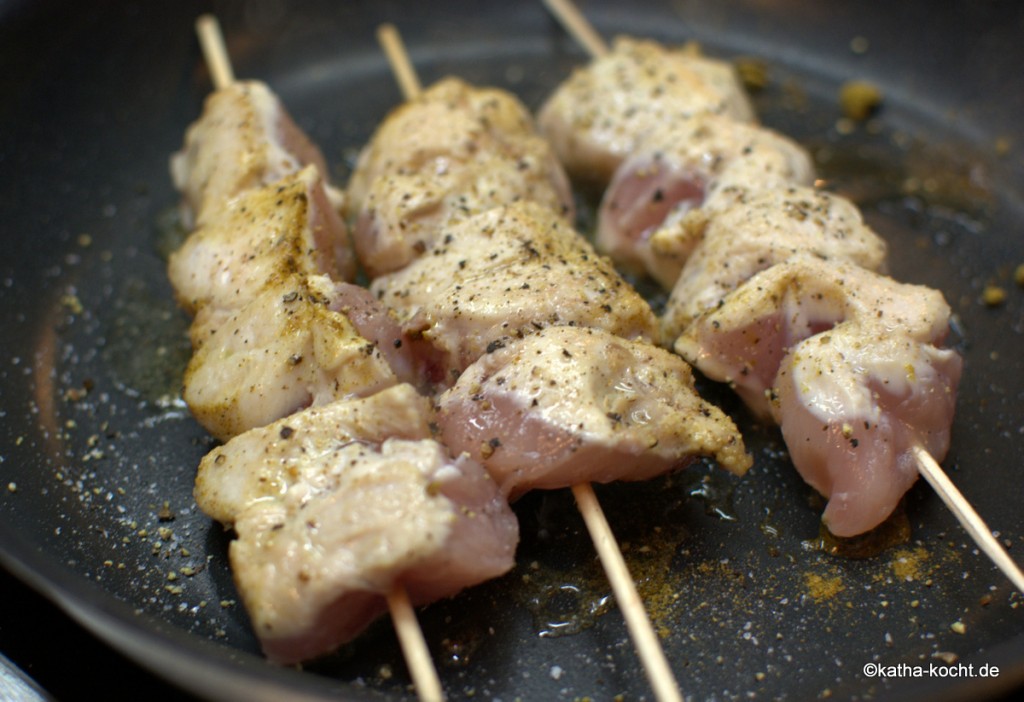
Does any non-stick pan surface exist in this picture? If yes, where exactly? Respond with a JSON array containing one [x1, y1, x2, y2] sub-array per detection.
[[2, 1, 1023, 700]]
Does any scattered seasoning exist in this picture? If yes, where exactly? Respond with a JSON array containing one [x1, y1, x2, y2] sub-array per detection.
[[1015, 263, 1024, 288], [951, 620, 966, 635], [734, 57, 769, 91], [834, 117, 856, 136], [60, 293, 84, 314], [157, 501, 175, 521], [849, 36, 870, 54], [64, 381, 93, 402], [839, 80, 883, 121], [6, 482, 16, 493], [479, 437, 501, 459], [982, 285, 1007, 307], [890, 546, 930, 581], [803, 571, 845, 603]]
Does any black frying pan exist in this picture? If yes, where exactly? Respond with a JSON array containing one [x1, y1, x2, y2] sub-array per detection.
[[2, 1, 1023, 700]]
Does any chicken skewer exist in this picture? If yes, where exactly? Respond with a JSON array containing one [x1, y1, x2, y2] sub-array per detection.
[[539, 0, 1024, 593], [192, 16, 446, 700], [375, 24, 686, 702]]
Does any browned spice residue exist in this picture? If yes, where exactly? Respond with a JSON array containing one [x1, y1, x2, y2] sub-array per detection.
[[839, 80, 883, 121], [628, 535, 683, 638], [889, 546, 931, 582], [734, 57, 769, 92], [982, 285, 1007, 307], [803, 570, 846, 603]]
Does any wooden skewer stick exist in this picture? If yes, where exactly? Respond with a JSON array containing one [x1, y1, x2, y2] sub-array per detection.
[[193, 15, 445, 702], [376, 23, 683, 702], [540, 0, 1024, 596], [195, 14, 235, 89], [541, 0, 608, 57], [377, 24, 422, 101], [571, 484, 684, 702], [913, 446, 1024, 592], [387, 585, 445, 702]]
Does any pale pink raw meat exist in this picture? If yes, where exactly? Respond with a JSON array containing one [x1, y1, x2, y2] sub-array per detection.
[[774, 329, 961, 536], [538, 36, 755, 188], [597, 115, 813, 287], [370, 201, 659, 387], [661, 186, 888, 341], [170, 80, 344, 229], [194, 384, 518, 663], [674, 254, 962, 535], [168, 166, 353, 344], [346, 77, 574, 278], [182, 274, 417, 441], [436, 326, 749, 498]]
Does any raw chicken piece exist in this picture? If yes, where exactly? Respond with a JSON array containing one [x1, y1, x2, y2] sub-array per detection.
[[597, 115, 814, 288], [436, 325, 750, 498], [774, 327, 961, 536], [661, 186, 889, 341], [194, 384, 519, 664], [674, 254, 962, 535], [538, 36, 755, 188], [168, 166, 354, 342], [182, 274, 419, 442], [170, 80, 343, 228], [370, 201, 659, 385], [346, 77, 574, 278], [194, 383, 432, 523]]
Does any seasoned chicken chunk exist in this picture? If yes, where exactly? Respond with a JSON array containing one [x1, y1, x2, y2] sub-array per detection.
[[538, 36, 755, 188], [370, 202, 659, 386], [194, 385, 518, 664], [436, 326, 750, 498], [662, 186, 889, 341], [182, 274, 419, 442], [674, 254, 961, 536], [774, 325, 961, 537], [346, 77, 574, 278], [168, 166, 354, 342], [170, 80, 343, 228], [597, 115, 814, 287]]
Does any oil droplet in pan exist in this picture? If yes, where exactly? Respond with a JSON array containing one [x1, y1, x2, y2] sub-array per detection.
[[801, 500, 911, 559], [682, 470, 739, 522], [527, 582, 614, 638]]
